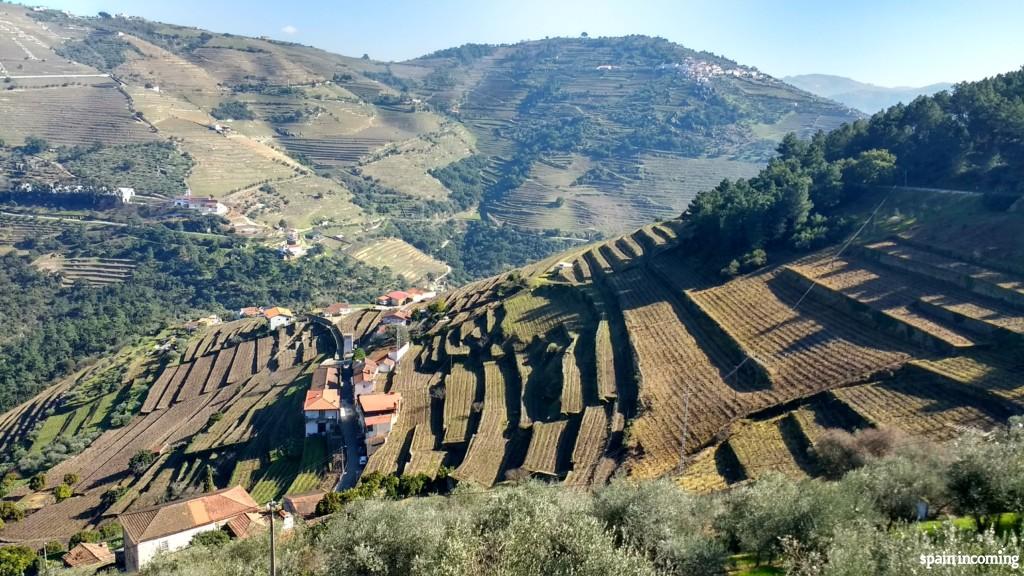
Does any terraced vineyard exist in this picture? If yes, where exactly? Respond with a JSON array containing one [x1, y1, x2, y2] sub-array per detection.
[[384, 200, 1024, 490], [0, 84, 157, 147], [347, 237, 448, 286], [0, 322, 325, 543]]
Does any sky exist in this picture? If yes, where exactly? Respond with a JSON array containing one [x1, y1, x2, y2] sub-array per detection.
[[28, 0, 1024, 86]]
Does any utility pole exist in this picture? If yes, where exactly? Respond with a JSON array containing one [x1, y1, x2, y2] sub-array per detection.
[[267, 500, 278, 576]]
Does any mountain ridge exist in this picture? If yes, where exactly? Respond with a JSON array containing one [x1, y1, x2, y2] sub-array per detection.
[[784, 73, 953, 113]]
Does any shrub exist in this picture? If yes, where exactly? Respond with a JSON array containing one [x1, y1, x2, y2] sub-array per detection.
[[54, 483, 73, 502], [28, 472, 47, 491], [192, 528, 230, 547], [69, 529, 101, 547], [0, 502, 24, 522], [0, 545, 35, 576], [812, 426, 902, 479], [63, 472, 80, 486], [98, 521, 122, 541], [129, 450, 158, 476]]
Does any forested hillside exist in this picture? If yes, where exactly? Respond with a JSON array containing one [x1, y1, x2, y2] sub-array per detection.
[[0, 222, 395, 412]]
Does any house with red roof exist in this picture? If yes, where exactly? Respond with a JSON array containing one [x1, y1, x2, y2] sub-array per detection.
[[311, 365, 339, 390], [63, 542, 115, 569], [356, 392, 402, 455], [405, 287, 437, 303], [303, 387, 341, 436], [353, 359, 379, 396], [120, 486, 261, 572], [376, 290, 410, 307], [380, 309, 411, 326], [323, 302, 351, 317], [237, 306, 262, 318], [262, 307, 294, 330]]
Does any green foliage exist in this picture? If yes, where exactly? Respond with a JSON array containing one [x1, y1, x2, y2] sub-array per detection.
[[192, 528, 230, 547], [28, 471, 46, 491], [351, 348, 366, 362], [69, 529, 102, 547], [427, 298, 447, 315], [98, 521, 123, 541], [54, 483, 73, 502], [0, 502, 24, 522], [0, 224, 397, 413], [43, 541, 64, 557], [128, 449, 158, 476], [687, 68, 1024, 269], [423, 43, 497, 64], [315, 491, 347, 516], [100, 485, 128, 507], [0, 545, 34, 576], [54, 30, 141, 70], [61, 141, 194, 197], [428, 155, 490, 211], [19, 136, 48, 155], [203, 464, 216, 492], [211, 100, 255, 121], [99, 425, 1024, 576]]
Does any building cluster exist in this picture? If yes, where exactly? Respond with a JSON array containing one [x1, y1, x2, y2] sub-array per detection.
[[671, 57, 767, 83], [375, 287, 436, 307], [172, 192, 229, 215]]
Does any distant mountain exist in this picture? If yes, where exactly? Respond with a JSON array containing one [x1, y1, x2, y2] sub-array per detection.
[[784, 73, 953, 113]]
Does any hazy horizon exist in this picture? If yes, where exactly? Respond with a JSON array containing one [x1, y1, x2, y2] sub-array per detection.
[[24, 0, 1024, 87]]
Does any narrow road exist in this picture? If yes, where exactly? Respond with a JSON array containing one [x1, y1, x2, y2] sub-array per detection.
[[336, 366, 363, 490]]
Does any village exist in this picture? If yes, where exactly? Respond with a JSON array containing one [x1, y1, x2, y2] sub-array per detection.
[[58, 286, 440, 572]]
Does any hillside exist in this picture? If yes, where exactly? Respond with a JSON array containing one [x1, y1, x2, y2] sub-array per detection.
[[785, 73, 953, 113], [0, 4, 860, 285], [351, 191, 1024, 488], [350, 67, 1024, 487]]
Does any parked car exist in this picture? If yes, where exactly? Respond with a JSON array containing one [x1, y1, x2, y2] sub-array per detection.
[[358, 455, 368, 466]]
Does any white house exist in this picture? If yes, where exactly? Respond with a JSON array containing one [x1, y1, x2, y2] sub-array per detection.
[[405, 287, 437, 303], [173, 194, 228, 215], [353, 359, 378, 396], [380, 310, 411, 326], [388, 342, 411, 363], [262, 307, 294, 330], [324, 302, 352, 317], [303, 387, 341, 436], [356, 392, 402, 456], [117, 187, 135, 204], [120, 486, 260, 572]]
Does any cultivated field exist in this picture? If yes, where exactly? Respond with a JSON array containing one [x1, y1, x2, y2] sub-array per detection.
[[347, 237, 448, 286]]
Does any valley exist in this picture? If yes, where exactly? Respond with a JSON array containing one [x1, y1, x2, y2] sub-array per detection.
[[0, 2, 1022, 574]]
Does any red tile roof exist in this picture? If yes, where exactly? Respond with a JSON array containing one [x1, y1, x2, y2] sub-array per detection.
[[63, 542, 114, 568], [384, 310, 411, 320], [225, 512, 266, 539], [283, 491, 325, 518], [358, 392, 401, 414], [386, 290, 409, 300], [263, 307, 293, 319], [304, 388, 341, 411], [311, 365, 339, 389], [324, 302, 350, 315], [119, 486, 259, 543], [364, 414, 395, 426]]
